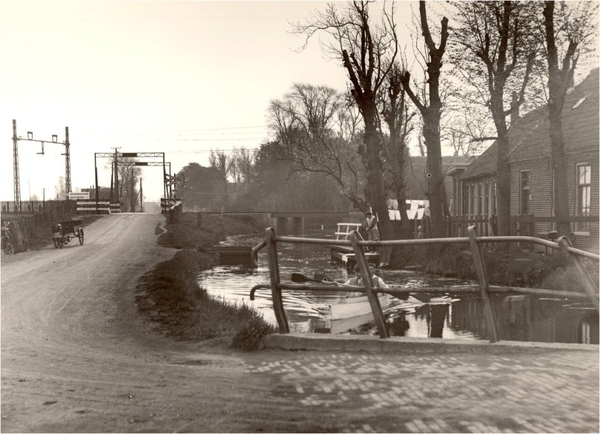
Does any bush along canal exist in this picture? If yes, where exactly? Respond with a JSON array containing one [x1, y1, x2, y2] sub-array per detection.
[[199, 232, 598, 345]]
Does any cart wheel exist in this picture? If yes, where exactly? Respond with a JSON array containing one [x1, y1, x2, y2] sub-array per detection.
[[79, 228, 84, 245], [54, 239, 60, 249]]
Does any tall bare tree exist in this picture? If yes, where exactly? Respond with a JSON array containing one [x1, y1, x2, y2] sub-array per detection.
[[268, 83, 367, 209], [400, 0, 449, 238], [451, 0, 536, 236], [541, 0, 598, 237], [292, 0, 399, 254], [232, 147, 257, 184], [112, 157, 142, 210], [209, 149, 233, 193], [381, 64, 414, 229]]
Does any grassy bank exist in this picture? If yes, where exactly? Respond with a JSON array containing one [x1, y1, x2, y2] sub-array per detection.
[[135, 212, 274, 351], [390, 243, 598, 292]]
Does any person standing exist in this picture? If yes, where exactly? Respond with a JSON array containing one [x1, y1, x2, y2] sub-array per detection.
[[364, 211, 379, 241]]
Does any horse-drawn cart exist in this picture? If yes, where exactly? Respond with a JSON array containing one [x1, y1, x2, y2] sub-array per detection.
[[52, 219, 84, 249]]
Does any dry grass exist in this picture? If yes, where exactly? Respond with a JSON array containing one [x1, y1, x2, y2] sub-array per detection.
[[136, 212, 274, 350]]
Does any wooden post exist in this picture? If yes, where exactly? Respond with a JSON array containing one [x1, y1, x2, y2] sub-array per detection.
[[467, 226, 499, 343], [266, 227, 289, 333], [557, 236, 599, 311], [349, 231, 390, 338]]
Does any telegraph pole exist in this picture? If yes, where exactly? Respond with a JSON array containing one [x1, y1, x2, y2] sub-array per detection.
[[12, 119, 72, 208], [94, 153, 99, 213], [139, 177, 143, 212], [111, 147, 120, 210], [12, 120, 21, 212], [64, 126, 71, 193], [130, 167, 135, 212]]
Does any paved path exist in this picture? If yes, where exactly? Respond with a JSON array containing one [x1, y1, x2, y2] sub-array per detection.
[[242, 345, 598, 433]]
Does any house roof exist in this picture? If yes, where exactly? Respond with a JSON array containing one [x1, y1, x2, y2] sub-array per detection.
[[461, 68, 599, 180]]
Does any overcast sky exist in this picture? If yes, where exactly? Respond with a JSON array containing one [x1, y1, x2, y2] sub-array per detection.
[[2, 1, 594, 204], [2, 0, 410, 202]]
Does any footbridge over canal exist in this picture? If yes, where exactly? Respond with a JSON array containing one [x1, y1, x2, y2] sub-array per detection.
[[201, 211, 352, 234]]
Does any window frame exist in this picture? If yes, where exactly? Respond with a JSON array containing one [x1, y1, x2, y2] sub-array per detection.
[[520, 170, 531, 215], [576, 163, 592, 233]]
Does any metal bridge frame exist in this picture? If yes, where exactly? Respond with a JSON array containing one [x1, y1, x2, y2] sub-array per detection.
[[12, 119, 71, 212], [93, 152, 171, 212]]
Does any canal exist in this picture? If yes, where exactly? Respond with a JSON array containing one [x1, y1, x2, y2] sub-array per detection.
[[198, 233, 598, 344]]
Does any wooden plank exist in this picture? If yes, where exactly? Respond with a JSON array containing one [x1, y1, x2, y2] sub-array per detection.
[[467, 226, 499, 343], [557, 236, 599, 311], [266, 227, 289, 333], [349, 231, 389, 338]]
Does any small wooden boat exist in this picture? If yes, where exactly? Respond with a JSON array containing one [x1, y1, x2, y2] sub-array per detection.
[[329, 293, 390, 334]]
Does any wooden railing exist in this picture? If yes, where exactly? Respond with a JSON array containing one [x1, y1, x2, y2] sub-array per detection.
[[250, 226, 599, 342]]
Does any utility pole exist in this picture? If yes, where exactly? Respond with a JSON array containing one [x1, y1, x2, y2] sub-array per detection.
[[111, 147, 120, 210], [109, 162, 114, 204], [94, 153, 99, 213], [64, 126, 71, 193], [139, 177, 143, 212], [130, 167, 135, 212], [12, 120, 20, 212], [12, 119, 71, 209]]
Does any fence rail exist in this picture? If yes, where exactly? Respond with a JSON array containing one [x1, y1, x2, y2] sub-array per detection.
[[250, 226, 599, 342]]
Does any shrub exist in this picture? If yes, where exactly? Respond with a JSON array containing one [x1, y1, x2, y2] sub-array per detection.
[[231, 316, 275, 351]]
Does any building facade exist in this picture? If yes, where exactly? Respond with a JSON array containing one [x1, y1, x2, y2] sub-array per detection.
[[453, 69, 599, 252]]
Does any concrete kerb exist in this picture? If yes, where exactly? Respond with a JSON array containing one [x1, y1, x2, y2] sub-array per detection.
[[261, 333, 599, 354]]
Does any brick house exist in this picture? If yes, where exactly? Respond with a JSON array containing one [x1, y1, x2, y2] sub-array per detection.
[[452, 68, 599, 252]]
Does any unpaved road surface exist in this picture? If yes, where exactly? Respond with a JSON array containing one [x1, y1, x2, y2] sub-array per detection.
[[1, 214, 278, 432], [2, 213, 598, 433]]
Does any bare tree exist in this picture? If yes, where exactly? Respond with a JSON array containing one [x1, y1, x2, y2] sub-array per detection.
[[542, 0, 598, 237], [268, 83, 367, 209], [381, 63, 415, 229], [115, 157, 142, 210], [400, 0, 449, 238], [55, 176, 66, 199], [209, 149, 233, 193], [232, 147, 257, 184], [292, 0, 399, 253], [451, 1, 537, 236]]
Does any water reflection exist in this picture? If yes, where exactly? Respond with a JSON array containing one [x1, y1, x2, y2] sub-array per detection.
[[198, 234, 598, 344]]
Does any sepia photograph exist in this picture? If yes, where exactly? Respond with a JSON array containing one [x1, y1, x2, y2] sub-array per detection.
[[1, 1, 598, 432]]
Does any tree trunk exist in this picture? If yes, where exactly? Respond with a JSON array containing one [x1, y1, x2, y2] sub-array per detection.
[[491, 94, 511, 236], [364, 108, 393, 263], [394, 187, 410, 231], [422, 107, 446, 239], [548, 110, 571, 237]]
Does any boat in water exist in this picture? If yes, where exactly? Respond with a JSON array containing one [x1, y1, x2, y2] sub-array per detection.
[[329, 293, 390, 334]]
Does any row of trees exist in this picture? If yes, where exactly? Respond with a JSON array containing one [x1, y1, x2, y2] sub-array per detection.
[[286, 0, 596, 239], [174, 1, 596, 243]]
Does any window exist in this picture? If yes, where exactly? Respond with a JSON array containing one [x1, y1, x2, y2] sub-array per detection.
[[520, 171, 530, 215], [577, 164, 591, 231]]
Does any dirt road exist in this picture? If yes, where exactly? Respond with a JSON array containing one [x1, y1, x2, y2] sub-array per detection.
[[1, 214, 273, 432], [2, 213, 598, 433]]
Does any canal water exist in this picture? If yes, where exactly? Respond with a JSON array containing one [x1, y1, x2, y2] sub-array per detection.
[[198, 233, 598, 344]]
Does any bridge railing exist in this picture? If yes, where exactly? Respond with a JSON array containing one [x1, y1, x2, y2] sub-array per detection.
[[250, 226, 599, 342]]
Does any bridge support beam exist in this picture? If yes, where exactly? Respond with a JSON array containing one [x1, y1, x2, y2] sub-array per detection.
[[276, 217, 288, 234], [292, 217, 304, 235]]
